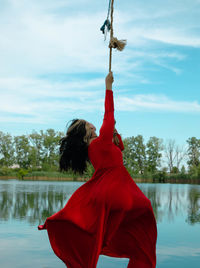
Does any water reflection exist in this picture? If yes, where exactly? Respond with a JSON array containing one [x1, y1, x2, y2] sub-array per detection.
[[187, 188, 200, 225], [0, 180, 200, 225], [0, 181, 79, 224]]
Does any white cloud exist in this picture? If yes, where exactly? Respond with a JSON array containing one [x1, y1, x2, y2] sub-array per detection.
[[116, 94, 200, 113], [0, 1, 108, 76], [0, 75, 200, 125], [143, 28, 200, 48], [157, 245, 200, 257], [0, 77, 103, 124], [0, 0, 199, 79], [0, 0, 199, 131]]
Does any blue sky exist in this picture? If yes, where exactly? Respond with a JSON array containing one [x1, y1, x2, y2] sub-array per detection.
[[0, 0, 200, 146]]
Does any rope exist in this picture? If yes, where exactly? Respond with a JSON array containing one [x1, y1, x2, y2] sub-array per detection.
[[100, 0, 127, 72], [106, 0, 112, 22], [100, 0, 112, 40], [109, 0, 114, 72], [105, 0, 112, 40]]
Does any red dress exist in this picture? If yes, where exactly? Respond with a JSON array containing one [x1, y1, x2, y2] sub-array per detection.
[[38, 90, 157, 268]]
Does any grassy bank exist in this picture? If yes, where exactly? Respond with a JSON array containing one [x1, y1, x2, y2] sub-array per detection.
[[0, 175, 155, 183], [0, 175, 87, 182], [0, 174, 200, 184], [0, 168, 200, 184]]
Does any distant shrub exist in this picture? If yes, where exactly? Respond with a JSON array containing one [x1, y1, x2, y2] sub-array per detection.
[[171, 166, 179, 174], [152, 171, 167, 182], [17, 169, 29, 180], [0, 167, 15, 176], [188, 165, 200, 180], [26, 170, 73, 178]]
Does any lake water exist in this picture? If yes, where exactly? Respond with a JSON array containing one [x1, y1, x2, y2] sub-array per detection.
[[0, 180, 200, 268]]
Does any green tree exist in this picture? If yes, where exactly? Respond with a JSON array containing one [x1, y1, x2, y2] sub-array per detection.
[[187, 137, 200, 168], [123, 135, 146, 174], [171, 166, 179, 174], [14, 135, 31, 169], [17, 168, 29, 180], [146, 137, 163, 173], [180, 165, 186, 174], [123, 138, 135, 171], [0, 131, 15, 167], [189, 164, 200, 179], [40, 129, 64, 170], [29, 131, 43, 169]]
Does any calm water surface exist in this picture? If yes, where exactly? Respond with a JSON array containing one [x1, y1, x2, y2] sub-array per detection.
[[0, 180, 200, 268]]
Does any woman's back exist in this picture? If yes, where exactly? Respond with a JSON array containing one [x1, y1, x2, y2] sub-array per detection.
[[88, 136, 123, 170]]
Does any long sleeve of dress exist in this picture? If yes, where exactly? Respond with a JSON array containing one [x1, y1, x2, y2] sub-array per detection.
[[99, 90, 115, 142]]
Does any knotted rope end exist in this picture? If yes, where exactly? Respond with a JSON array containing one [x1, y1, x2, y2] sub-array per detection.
[[109, 37, 127, 51]]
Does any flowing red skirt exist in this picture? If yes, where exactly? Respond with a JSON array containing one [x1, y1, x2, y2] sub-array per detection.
[[38, 166, 157, 268]]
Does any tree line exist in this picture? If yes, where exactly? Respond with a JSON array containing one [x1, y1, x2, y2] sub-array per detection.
[[123, 135, 200, 180], [0, 130, 200, 180], [0, 129, 63, 176]]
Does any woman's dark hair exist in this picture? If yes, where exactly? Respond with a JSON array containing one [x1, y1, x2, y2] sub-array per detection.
[[59, 119, 92, 174]]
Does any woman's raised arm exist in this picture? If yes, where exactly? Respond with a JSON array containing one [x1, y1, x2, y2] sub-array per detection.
[[105, 72, 114, 91], [99, 72, 115, 141]]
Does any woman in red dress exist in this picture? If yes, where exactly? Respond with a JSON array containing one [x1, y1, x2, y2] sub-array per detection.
[[38, 72, 157, 268]]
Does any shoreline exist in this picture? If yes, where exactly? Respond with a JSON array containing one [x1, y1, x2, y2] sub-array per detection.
[[0, 176, 200, 184], [0, 176, 88, 182]]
